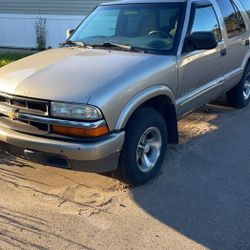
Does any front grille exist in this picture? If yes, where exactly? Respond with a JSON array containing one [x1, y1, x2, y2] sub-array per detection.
[[0, 93, 48, 115], [27, 102, 47, 113], [0, 93, 50, 132]]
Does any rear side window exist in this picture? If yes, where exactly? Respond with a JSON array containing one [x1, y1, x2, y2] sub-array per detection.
[[238, 0, 250, 19], [191, 5, 222, 42], [217, 0, 246, 38]]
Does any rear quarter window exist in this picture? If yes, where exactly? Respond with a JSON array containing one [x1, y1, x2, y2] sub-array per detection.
[[238, 0, 250, 19], [217, 0, 246, 38]]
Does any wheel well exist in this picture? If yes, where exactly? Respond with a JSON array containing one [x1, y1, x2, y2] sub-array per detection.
[[247, 57, 250, 65], [133, 95, 179, 144]]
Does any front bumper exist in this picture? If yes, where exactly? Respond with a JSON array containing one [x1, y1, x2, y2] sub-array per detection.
[[0, 124, 125, 173]]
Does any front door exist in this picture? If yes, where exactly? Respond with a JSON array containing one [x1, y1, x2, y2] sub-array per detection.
[[176, 1, 226, 117]]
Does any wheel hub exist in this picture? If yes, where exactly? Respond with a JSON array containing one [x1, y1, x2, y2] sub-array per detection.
[[243, 73, 250, 100], [136, 127, 162, 173], [144, 144, 151, 154]]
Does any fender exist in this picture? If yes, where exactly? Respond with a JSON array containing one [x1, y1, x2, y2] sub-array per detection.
[[115, 85, 176, 130]]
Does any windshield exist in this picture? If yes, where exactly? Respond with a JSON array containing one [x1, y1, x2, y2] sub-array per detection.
[[70, 3, 184, 54]]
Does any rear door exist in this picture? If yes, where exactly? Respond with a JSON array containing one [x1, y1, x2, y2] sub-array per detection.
[[216, 0, 250, 90]]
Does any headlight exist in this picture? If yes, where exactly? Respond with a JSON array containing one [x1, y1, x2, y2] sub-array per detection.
[[51, 102, 103, 121]]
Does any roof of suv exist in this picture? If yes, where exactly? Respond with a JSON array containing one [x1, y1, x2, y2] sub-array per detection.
[[101, 0, 186, 6]]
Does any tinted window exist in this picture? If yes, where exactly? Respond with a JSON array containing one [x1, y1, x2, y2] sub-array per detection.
[[239, 0, 250, 19], [217, 0, 246, 38], [191, 6, 222, 42]]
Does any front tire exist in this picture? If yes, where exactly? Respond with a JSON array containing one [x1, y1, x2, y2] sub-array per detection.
[[226, 63, 250, 108], [115, 108, 168, 186]]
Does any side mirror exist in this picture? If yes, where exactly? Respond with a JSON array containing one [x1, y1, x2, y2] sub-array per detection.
[[187, 31, 218, 50], [66, 29, 75, 39]]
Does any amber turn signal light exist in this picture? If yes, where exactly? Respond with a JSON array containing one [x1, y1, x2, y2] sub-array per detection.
[[52, 125, 109, 137]]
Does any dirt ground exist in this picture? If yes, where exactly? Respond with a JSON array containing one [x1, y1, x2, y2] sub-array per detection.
[[0, 96, 249, 250]]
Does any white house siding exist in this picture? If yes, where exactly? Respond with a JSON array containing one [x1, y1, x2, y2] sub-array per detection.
[[0, 0, 105, 16], [0, 0, 112, 48], [0, 13, 84, 48]]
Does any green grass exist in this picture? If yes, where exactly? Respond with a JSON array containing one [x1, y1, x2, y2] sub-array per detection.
[[0, 53, 31, 68]]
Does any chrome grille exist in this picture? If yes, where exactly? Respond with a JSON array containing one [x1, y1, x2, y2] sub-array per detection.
[[0, 93, 50, 132], [0, 93, 48, 115]]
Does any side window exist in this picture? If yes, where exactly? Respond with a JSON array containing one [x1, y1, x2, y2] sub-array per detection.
[[238, 0, 250, 19], [190, 6, 222, 42], [217, 0, 246, 38]]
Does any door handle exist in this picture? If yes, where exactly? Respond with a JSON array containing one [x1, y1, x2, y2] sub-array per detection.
[[245, 39, 250, 46], [220, 48, 227, 57]]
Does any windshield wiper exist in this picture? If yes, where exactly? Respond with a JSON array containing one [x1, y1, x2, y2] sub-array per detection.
[[60, 40, 92, 48], [92, 42, 141, 52], [61, 41, 151, 53]]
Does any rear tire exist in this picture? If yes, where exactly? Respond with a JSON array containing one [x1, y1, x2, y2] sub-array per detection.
[[226, 63, 250, 108], [115, 108, 168, 186]]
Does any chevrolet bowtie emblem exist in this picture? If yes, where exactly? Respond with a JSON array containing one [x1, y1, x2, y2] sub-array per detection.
[[7, 108, 20, 120]]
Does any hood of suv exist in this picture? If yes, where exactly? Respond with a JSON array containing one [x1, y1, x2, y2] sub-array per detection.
[[0, 47, 171, 103]]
